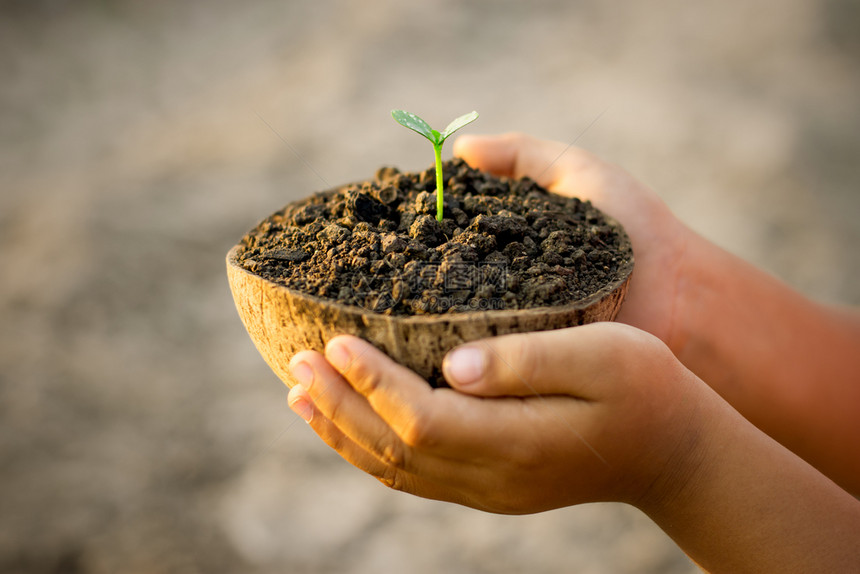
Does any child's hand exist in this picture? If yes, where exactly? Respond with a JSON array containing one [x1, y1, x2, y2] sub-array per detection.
[[287, 323, 702, 514], [280, 134, 860, 570], [454, 133, 691, 350], [456, 134, 860, 494], [287, 325, 860, 572]]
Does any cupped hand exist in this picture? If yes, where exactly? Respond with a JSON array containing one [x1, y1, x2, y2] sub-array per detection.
[[453, 133, 692, 349], [287, 323, 704, 514]]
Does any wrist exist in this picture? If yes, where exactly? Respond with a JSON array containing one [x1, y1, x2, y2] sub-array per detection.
[[625, 368, 715, 514], [632, 381, 860, 572], [662, 225, 710, 360]]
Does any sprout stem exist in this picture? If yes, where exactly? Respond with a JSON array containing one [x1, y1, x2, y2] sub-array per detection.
[[390, 110, 478, 223], [433, 143, 444, 222]]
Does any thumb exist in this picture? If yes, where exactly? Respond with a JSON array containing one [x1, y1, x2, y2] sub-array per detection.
[[440, 324, 611, 398], [453, 132, 578, 190]]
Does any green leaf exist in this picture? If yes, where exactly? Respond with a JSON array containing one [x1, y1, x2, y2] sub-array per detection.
[[391, 110, 435, 142], [391, 109, 480, 223], [440, 110, 479, 141]]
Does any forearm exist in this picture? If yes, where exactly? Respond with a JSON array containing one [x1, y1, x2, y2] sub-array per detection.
[[640, 383, 860, 573], [670, 230, 860, 492]]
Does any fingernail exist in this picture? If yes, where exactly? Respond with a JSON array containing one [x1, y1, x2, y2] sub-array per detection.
[[325, 341, 351, 372], [443, 346, 486, 386], [288, 389, 314, 423], [289, 360, 314, 390]]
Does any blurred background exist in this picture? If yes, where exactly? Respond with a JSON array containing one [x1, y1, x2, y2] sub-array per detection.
[[1, 0, 858, 572]]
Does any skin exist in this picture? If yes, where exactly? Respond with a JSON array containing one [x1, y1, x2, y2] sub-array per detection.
[[284, 134, 860, 571], [458, 133, 860, 494]]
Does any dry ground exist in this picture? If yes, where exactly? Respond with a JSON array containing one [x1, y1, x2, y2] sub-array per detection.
[[1, 1, 858, 572]]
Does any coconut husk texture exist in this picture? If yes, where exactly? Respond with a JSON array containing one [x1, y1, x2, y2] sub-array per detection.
[[227, 160, 634, 387]]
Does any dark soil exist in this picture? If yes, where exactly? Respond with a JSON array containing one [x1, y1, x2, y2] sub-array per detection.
[[235, 158, 633, 315]]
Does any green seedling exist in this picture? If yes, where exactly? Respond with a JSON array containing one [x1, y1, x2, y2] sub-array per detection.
[[391, 109, 479, 222]]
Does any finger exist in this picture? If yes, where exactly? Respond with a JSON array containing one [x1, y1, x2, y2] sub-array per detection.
[[289, 357, 504, 504], [453, 133, 522, 178], [289, 349, 416, 471], [287, 383, 315, 423], [453, 132, 598, 191], [441, 323, 651, 399], [289, 384, 418, 490], [323, 336, 463, 450], [323, 336, 533, 461]]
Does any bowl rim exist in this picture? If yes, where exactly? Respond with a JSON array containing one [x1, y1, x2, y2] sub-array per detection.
[[226, 220, 633, 326]]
